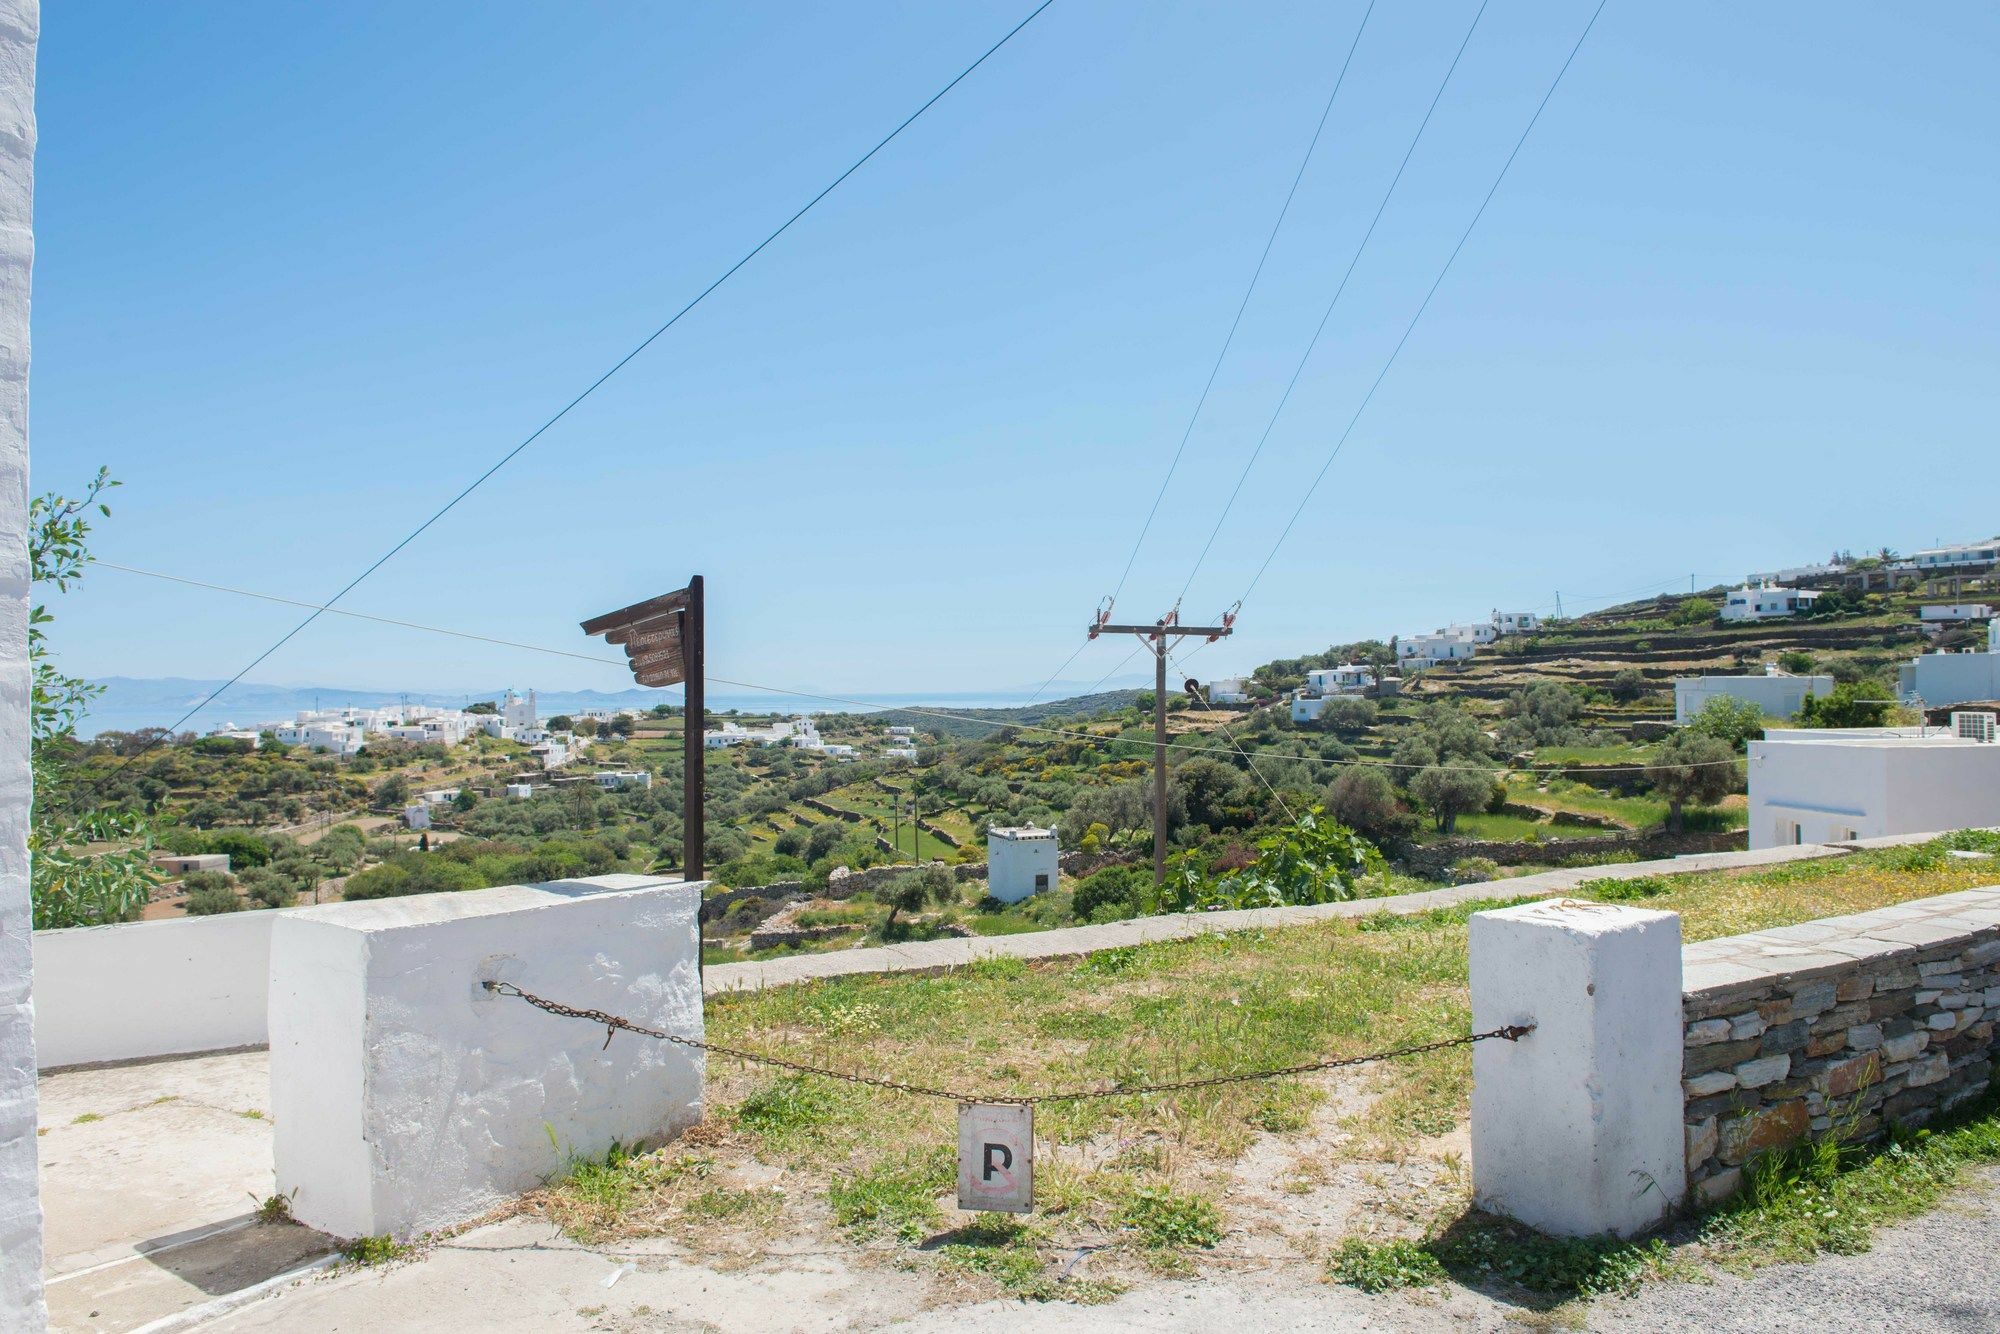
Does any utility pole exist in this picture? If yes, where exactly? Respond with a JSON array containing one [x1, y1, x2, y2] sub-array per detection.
[[1087, 605, 1235, 888]]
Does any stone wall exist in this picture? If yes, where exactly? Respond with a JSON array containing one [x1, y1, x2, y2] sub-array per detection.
[[1681, 886, 2000, 1204], [1398, 829, 1743, 879]]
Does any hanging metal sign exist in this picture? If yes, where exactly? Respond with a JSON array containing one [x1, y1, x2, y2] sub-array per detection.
[[957, 1102, 1033, 1214]]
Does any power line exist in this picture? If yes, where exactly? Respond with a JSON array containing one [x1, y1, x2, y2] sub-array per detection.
[[1023, 3, 1377, 712], [1106, 0, 1378, 610], [94, 559, 1739, 776], [1233, 0, 1610, 611], [1175, 0, 1492, 607], [126, 0, 1060, 753]]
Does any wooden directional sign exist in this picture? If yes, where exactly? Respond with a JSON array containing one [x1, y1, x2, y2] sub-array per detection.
[[584, 588, 695, 688], [582, 577, 706, 884]]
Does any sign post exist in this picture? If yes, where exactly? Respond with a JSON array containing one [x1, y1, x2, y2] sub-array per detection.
[[581, 577, 705, 883], [957, 1103, 1033, 1214]]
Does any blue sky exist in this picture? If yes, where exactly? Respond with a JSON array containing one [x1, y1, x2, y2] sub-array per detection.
[[32, 2, 2000, 704]]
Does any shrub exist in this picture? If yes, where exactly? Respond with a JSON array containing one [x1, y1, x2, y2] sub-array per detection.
[[184, 882, 244, 915]]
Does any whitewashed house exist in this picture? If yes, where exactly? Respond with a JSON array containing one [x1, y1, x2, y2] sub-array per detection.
[[986, 826, 1059, 904], [1920, 604, 1994, 623], [1748, 715, 2000, 848], [1204, 678, 1252, 705], [274, 717, 366, 757], [1720, 584, 1822, 622], [1674, 670, 1835, 724], [504, 783, 536, 800], [591, 771, 652, 791], [401, 805, 432, 831], [1899, 623, 2000, 708], [1493, 610, 1542, 635], [1306, 665, 1375, 696], [1397, 632, 1478, 670], [1912, 539, 2000, 573]]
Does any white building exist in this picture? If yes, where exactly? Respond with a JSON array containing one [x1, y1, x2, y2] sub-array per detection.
[[504, 783, 536, 800], [1719, 583, 1822, 622], [1673, 671, 1836, 724], [531, 739, 572, 771], [416, 788, 461, 808], [1493, 610, 1542, 635], [499, 688, 538, 732], [204, 728, 262, 749], [883, 746, 918, 761], [1746, 561, 1848, 587], [886, 725, 916, 739], [1748, 715, 2000, 849], [1920, 604, 1993, 623], [1912, 539, 2000, 573], [1899, 624, 2000, 708], [1397, 631, 1478, 670], [1204, 678, 1251, 705], [401, 805, 432, 831], [1306, 664, 1375, 696], [986, 826, 1060, 904], [274, 717, 367, 757], [591, 770, 652, 791]]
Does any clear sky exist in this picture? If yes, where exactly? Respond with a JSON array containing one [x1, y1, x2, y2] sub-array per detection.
[[32, 2, 2000, 705]]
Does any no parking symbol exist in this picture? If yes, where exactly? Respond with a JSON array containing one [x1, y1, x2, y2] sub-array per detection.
[[957, 1103, 1032, 1214]]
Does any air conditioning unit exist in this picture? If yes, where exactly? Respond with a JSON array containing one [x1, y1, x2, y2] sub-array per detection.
[[1952, 711, 1998, 743]]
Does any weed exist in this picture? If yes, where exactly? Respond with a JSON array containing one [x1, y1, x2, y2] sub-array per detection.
[[1578, 875, 1674, 903], [250, 1189, 297, 1224], [829, 1148, 950, 1241], [339, 1234, 410, 1266], [238, 1108, 265, 1120], [933, 1220, 1123, 1304], [70, 1113, 101, 1125], [1118, 1185, 1222, 1249], [733, 1076, 849, 1151], [1327, 1236, 1443, 1292]]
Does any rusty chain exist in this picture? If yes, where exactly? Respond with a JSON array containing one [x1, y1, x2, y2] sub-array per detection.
[[483, 981, 1533, 1106]]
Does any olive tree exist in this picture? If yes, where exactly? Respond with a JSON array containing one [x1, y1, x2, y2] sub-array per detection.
[[1647, 731, 1738, 832], [1408, 762, 1493, 835]]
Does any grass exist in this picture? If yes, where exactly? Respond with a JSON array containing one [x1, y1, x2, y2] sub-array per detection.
[[539, 832, 2000, 1297], [829, 1148, 952, 1241], [1328, 1087, 2000, 1306]]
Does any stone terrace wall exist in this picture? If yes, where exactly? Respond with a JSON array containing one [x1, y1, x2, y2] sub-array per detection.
[[1681, 886, 2000, 1204]]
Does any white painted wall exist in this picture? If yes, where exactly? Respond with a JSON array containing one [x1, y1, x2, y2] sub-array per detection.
[[0, 3, 39, 1322], [270, 874, 703, 1240], [1901, 649, 2000, 709], [1470, 900, 1684, 1237], [1748, 734, 2000, 849], [32, 911, 273, 1068], [1673, 673, 1833, 724], [986, 827, 1059, 904]]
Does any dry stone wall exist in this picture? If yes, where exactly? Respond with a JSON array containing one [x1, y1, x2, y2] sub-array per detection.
[[1681, 886, 2000, 1204]]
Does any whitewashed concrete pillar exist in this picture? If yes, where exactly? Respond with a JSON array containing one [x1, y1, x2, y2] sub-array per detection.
[[0, 1, 40, 1324], [1471, 899, 1684, 1237], [269, 876, 703, 1240]]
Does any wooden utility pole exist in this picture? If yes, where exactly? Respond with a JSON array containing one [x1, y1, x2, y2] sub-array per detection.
[[1087, 608, 1234, 888]]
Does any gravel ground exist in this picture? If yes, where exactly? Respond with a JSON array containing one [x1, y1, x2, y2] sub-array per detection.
[[1588, 1165, 2000, 1333], [903, 1167, 2000, 1333]]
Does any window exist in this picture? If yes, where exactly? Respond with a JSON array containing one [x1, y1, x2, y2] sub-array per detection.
[[1034, 873, 1049, 891]]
